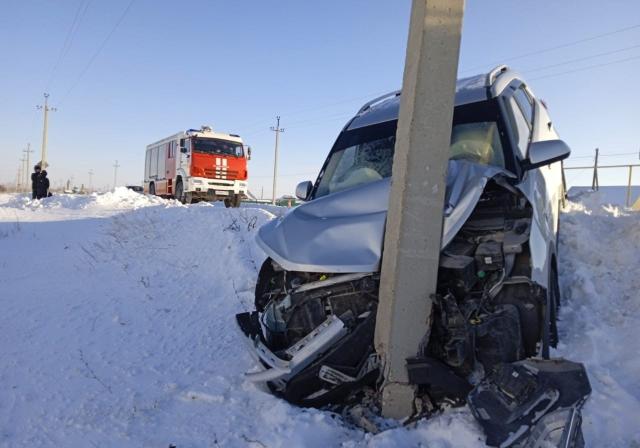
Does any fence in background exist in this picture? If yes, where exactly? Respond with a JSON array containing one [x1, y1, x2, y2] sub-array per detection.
[[563, 160, 640, 207]]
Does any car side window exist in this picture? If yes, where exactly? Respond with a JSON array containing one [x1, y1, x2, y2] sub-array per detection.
[[508, 96, 531, 159], [513, 88, 534, 126]]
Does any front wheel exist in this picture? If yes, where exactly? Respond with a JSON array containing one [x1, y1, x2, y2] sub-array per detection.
[[224, 194, 242, 208], [175, 180, 184, 203]]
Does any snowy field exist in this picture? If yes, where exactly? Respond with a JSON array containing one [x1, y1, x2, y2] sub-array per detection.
[[1, 188, 638, 447]]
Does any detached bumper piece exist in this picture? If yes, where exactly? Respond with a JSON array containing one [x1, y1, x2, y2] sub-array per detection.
[[235, 311, 348, 383], [235, 310, 379, 408], [467, 359, 591, 448]]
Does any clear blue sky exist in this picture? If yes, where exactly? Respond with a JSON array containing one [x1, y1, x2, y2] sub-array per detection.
[[1, 0, 639, 195]]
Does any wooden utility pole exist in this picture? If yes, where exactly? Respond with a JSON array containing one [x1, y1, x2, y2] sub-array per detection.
[[374, 0, 465, 419], [270, 116, 284, 205]]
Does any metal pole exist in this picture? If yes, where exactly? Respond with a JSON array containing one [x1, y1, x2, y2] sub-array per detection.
[[374, 0, 465, 419], [626, 165, 633, 207], [591, 148, 599, 191], [270, 116, 284, 205], [88, 169, 94, 193]]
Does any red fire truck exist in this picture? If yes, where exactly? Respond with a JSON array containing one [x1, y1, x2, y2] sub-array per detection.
[[144, 126, 250, 207]]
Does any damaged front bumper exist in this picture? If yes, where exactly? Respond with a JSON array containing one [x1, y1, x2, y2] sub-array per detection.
[[235, 312, 347, 383]]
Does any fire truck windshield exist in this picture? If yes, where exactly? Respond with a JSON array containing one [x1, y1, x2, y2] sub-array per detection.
[[193, 138, 244, 157]]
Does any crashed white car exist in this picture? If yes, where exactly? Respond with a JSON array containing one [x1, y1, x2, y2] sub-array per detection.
[[236, 66, 591, 447]]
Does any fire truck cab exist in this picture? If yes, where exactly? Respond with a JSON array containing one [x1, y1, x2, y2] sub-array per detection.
[[144, 126, 249, 207]]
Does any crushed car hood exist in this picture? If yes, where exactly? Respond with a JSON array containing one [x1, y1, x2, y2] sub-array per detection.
[[257, 160, 515, 273]]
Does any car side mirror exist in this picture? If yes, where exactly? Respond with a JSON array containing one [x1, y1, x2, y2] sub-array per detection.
[[246, 146, 252, 160], [523, 139, 571, 171], [295, 181, 313, 201]]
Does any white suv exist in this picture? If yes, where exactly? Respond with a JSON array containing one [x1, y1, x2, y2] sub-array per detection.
[[236, 66, 589, 447]]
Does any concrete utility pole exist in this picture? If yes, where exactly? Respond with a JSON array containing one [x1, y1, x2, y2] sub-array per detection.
[[23, 143, 33, 189], [113, 161, 120, 190], [16, 166, 21, 192], [374, 0, 465, 419], [88, 169, 94, 193], [19, 156, 27, 191], [19, 156, 26, 191], [270, 116, 284, 205], [37, 93, 57, 171]]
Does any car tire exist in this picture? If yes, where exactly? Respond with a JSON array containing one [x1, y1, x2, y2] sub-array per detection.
[[232, 194, 242, 208]]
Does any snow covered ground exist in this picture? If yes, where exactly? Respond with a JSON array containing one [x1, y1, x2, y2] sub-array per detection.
[[1, 188, 638, 447]]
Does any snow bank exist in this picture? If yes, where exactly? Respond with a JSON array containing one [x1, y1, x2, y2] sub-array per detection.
[[1, 190, 638, 447], [567, 186, 640, 208], [0, 187, 170, 215], [556, 192, 640, 447]]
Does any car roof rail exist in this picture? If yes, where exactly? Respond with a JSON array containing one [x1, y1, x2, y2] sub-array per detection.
[[487, 65, 509, 86], [356, 90, 401, 115]]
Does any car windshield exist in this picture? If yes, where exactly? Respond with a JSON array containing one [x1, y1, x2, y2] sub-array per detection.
[[314, 101, 506, 199], [193, 138, 244, 157]]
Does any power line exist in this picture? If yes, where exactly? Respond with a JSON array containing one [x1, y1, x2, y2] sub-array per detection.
[[522, 43, 640, 74], [45, 0, 92, 91], [462, 23, 640, 73], [240, 89, 391, 134], [242, 112, 353, 137], [529, 55, 640, 81], [241, 43, 634, 137], [285, 111, 354, 127], [58, 0, 136, 105]]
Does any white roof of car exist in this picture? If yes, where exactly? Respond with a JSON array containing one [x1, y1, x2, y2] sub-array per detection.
[[346, 66, 521, 131]]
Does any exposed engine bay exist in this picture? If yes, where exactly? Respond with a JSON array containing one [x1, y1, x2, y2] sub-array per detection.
[[235, 179, 590, 447]]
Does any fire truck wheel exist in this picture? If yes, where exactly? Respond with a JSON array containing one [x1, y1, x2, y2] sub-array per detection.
[[224, 195, 241, 208], [175, 180, 184, 203]]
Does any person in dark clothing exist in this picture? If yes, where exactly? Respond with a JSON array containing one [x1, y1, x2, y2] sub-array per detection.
[[31, 165, 41, 199], [33, 167, 50, 199]]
